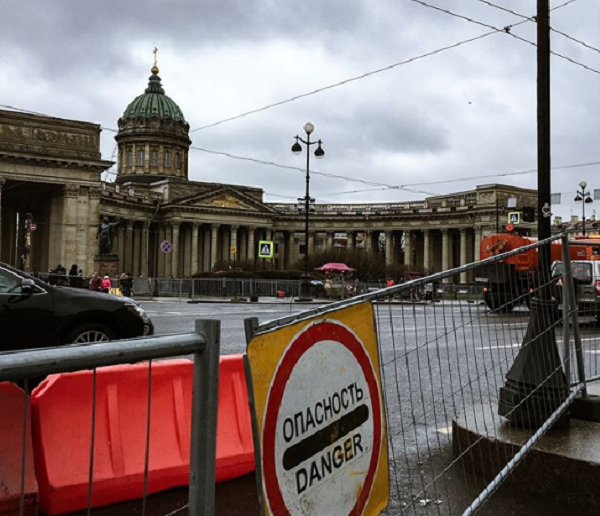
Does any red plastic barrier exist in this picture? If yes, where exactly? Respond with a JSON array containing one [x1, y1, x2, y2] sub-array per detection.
[[0, 382, 38, 516], [32, 355, 254, 515], [215, 355, 255, 482]]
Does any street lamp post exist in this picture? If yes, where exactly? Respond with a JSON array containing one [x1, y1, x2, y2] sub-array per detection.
[[574, 181, 593, 236], [291, 122, 325, 301]]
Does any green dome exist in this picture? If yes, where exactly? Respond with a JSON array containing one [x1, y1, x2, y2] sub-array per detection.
[[122, 70, 186, 122]]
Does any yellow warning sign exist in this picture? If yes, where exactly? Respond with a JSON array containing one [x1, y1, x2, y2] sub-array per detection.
[[246, 302, 389, 516]]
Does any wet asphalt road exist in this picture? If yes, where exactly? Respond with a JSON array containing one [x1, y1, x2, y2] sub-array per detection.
[[135, 299, 599, 515]]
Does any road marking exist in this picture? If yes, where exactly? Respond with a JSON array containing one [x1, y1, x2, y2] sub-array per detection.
[[476, 344, 520, 350]]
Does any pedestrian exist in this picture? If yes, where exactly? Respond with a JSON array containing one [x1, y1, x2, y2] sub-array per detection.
[[55, 264, 67, 286], [89, 272, 102, 292], [119, 272, 133, 297], [68, 264, 79, 288], [101, 275, 112, 294]]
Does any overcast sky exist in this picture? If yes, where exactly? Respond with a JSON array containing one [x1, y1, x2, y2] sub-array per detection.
[[1, 0, 598, 219]]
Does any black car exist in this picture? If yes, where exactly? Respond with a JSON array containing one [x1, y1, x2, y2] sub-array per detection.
[[0, 262, 153, 351]]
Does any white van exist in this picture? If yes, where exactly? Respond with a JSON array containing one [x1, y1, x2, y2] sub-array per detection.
[[552, 260, 600, 322]]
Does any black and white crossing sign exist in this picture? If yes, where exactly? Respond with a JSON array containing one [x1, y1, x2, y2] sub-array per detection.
[[246, 302, 389, 516], [507, 211, 521, 225], [259, 240, 274, 258]]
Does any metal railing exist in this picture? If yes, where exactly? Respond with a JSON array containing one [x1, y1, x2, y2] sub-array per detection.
[[251, 234, 587, 515], [0, 320, 221, 516]]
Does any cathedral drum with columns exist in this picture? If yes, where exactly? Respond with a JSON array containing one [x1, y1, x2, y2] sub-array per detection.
[[0, 58, 538, 281]]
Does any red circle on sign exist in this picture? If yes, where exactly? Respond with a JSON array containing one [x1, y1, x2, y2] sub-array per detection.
[[262, 321, 382, 516]]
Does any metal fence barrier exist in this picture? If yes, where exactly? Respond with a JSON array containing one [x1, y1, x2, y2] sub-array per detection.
[[0, 320, 221, 516], [253, 234, 587, 515]]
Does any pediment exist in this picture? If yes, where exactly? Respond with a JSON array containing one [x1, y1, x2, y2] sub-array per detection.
[[172, 187, 276, 213]]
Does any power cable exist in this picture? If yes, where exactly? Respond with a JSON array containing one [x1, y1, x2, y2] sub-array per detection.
[[320, 160, 600, 197], [407, 0, 600, 76], [189, 30, 500, 133], [189, 145, 437, 195], [551, 27, 600, 56]]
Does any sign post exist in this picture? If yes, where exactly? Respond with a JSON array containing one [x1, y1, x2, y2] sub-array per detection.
[[246, 302, 389, 516]]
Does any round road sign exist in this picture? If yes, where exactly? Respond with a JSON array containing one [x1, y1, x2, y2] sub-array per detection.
[[262, 320, 383, 516], [160, 240, 173, 254]]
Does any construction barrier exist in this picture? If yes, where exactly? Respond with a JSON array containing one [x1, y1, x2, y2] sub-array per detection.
[[0, 382, 37, 516], [31, 356, 253, 515], [215, 355, 255, 482]]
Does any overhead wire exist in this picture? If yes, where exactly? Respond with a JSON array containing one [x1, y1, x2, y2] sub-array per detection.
[[407, 0, 600, 76], [320, 160, 600, 197], [189, 145, 437, 195], [189, 30, 501, 133]]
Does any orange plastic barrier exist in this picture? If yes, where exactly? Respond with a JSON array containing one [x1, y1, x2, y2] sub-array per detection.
[[0, 382, 38, 516], [32, 355, 254, 515], [215, 355, 255, 482]]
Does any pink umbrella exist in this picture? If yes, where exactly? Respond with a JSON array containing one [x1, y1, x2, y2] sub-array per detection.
[[314, 263, 357, 272]]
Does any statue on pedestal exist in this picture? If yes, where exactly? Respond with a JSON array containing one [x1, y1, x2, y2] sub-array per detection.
[[97, 217, 122, 256]]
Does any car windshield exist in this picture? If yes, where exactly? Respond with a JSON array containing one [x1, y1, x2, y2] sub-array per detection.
[[552, 261, 593, 284]]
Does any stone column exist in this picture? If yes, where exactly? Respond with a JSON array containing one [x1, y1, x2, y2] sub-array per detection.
[[278, 237, 285, 270], [61, 185, 78, 267], [157, 224, 166, 277], [87, 187, 101, 275], [247, 226, 256, 265], [404, 230, 412, 268], [203, 226, 211, 272], [441, 228, 451, 283], [385, 230, 393, 267], [423, 229, 432, 273], [191, 223, 200, 275], [266, 229, 272, 241], [124, 220, 134, 274], [474, 227, 483, 261], [141, 221, 150, 277], [211, 223, 220, 270], [308, 231, 315, 258], [75, 188, 90, 274], [347, 231, 354, 250], [459, 228, 468, 284], [366, 231, 372, 253], [230, 225, 239, 263], [133, 221, 142, 276], [165, 224, 172, 277], [326, 232, 334, 249], [286, 231, 295, 268], [118, 223, 125, 262], [239, 230, 247, 262], [171, 221, 180, 278]]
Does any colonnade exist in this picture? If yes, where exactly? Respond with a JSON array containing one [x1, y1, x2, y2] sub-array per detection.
[[110, 220, 273, 278]]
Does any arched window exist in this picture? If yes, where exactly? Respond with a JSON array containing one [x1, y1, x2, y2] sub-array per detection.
[[175, 152, 182, 170], [164, 150, 171, 168], [126, 149, 133, 167], [150, 149, 158, 167], [137, 149, 145, 167]]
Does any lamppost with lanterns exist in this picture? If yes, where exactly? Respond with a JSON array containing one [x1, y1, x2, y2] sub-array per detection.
[[574, 181, 593, 236], [291, 122, 325, 301]]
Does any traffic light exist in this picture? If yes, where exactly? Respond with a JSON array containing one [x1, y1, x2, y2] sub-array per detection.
[[521, 206, 536, 222]]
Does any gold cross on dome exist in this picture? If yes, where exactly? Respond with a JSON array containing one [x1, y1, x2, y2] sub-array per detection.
[[153, 47, 158, 67]]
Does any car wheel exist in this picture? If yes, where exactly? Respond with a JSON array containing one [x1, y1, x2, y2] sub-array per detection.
[[66, 323, 116, 344]]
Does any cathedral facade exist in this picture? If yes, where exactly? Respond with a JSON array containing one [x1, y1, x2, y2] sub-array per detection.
[[0, 65, 537, 281]]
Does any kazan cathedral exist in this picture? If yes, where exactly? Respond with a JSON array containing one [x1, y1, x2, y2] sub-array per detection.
[[0, 62, 537, 282]]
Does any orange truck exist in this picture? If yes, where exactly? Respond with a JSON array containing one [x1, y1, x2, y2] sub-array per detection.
[[475, 232, 599, 311]]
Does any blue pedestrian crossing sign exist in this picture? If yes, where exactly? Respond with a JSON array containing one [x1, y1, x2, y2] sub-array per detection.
[[507, 212, 521, 225], [259, 240, 274, 258]]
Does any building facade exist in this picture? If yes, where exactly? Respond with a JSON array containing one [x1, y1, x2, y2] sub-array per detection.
[[0, 66, 538, 281]]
